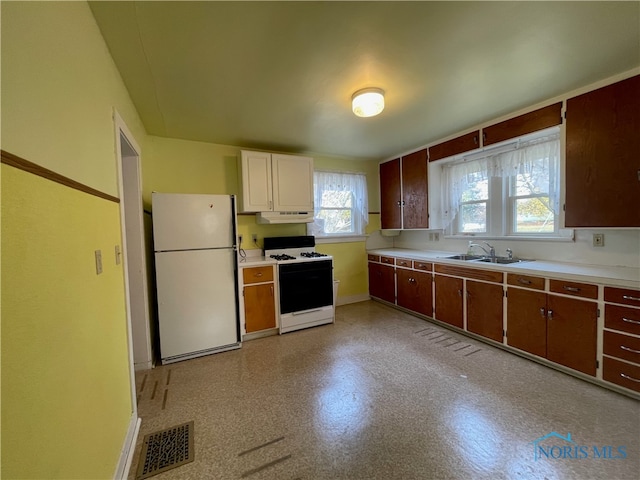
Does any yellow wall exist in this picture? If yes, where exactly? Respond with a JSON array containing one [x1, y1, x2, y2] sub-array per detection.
[[1, 2, 145, 477], [1, 167, 133, 479]]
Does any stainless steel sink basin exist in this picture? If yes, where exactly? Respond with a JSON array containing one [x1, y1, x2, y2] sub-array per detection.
[[477, 257, 532, 264], [444, 254, 484, 261]]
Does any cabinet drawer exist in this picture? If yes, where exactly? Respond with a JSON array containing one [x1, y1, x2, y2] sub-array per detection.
[[604, 287, 640, 307], [414, 261, 432, 271], [603, 356, 640, 393], [395, 258, 413, 268], [549, 279, 597, 299], [507, 273, 545, 290], [603, 330, 640, 365], [381, 256, 395, 265], [434, 264, 503, 283], [367, 254, 380, 262], [605, 304, 640, 336], [242, 266, 274, 284]]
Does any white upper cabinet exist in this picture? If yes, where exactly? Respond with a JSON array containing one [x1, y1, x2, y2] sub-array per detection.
[[239, 150, 313, 213], [271, 154, 313, 211]]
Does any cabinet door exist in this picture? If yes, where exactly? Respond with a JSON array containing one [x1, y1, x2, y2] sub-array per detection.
[[368, 262, 395, 303], [428, 131, 480, 162], [547, 295, 597, 376], [380, 158, 402, 229], [401, 149, 429, 229], [271, 154, 314, 211], [565, 75, 640, 227], [244, 283, 276, 333], [397, 268, 433, 316], [466, 280, 503, 342], [434, 275, 463, 328], [506, 288, 547, 357], [240, 151, 272, 212], [482, 103, 562, 146]]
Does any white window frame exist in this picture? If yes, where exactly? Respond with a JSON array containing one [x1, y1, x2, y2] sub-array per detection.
[[307, 171, 369, 242], [443, 127, 572, 241]]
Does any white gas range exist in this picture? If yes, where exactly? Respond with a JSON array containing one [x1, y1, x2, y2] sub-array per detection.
[[263, 236, 335, 334]]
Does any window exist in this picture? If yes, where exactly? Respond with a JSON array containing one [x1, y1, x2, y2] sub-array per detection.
[[307, 171, 368, 237], [441, 129, 560, 237]]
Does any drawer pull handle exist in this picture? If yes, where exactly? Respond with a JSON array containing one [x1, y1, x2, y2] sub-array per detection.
[[622, 295, 640, 301], [254, 272, 263, 277], [563, 286, 580, 292], [547, 309, 554, 320], [620, 373, 640, 383], [620, 345, 640, 354], [540, 307, 546, 318], [623, 317, 640, 325], [518, 278, 532, 285]]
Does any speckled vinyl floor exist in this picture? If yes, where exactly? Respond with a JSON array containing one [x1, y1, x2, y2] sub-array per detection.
[[131, 300, 639, 480]]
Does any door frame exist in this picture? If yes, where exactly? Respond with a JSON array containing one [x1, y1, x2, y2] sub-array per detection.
[[112, 109, 146, 479]]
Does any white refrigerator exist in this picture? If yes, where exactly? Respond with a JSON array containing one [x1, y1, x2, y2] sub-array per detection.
[[152, 193, 241, 364]]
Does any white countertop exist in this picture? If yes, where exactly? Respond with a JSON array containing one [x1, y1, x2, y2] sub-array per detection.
[[238, 254, 276, 267], [368, 248, 640, 289]]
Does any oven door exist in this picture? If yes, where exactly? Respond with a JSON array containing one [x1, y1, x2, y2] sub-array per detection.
[[278, 260, 333, 314]]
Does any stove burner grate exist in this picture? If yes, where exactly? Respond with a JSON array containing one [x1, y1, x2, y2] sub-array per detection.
[[300, 252, 328, 258], [270, 254, 296, 261]]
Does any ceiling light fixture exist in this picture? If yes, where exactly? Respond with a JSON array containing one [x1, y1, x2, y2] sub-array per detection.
[[352, 88, 385, 117]]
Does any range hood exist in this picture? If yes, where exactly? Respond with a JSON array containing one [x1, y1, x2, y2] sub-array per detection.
[[256, 211, 314, 224]]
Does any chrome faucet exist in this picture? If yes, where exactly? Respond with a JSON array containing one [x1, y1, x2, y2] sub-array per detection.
[[468, 241, 496, 259]]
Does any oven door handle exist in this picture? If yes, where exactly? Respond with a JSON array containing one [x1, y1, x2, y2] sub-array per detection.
[[292, 308, 324, 315]]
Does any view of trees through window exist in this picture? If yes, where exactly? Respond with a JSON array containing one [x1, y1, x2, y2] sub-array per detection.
[[511, 160, 555, 233], [456, 154, 557, 235], [317, 190, 354, 234]]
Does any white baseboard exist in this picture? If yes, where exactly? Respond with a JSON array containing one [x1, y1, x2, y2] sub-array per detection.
[[336, 294, 371, 306], [134, 360, 153, 371], [114, 413, 141, 479]]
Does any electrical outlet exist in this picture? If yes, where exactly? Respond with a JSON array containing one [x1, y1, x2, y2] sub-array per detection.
[[95, 250, 103, 274], [593, 233, 604, 247], [252, 233, 258, 243], [434, 232, 440, 241], [428, 233, 434, 241]]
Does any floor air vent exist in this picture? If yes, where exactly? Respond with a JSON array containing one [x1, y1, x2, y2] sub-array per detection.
[[136, 421, 194, 479]]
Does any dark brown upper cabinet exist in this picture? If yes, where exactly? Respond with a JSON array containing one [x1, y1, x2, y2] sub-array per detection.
[[565, 75, 640, 227], [482, 102, 563, 146], [380, 158, 402, 229], [380, 149, 429, 229], [428, 131, 480, 162]]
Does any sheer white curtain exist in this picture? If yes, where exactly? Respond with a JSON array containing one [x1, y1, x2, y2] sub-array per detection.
[[308, 171, 368, 236], [440, 133, 560, 228]]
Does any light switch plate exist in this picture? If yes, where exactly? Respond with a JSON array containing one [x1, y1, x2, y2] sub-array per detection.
[[95, 250, 103, 274]]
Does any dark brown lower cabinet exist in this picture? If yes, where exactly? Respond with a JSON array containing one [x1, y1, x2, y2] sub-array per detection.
[[507, 288, 547, 357], [397, 268, 433, 316], [368, 262, 395, 303], [547, 295, 598, 376], [506, 288, 597, 376], [434, 275, 463, 328], [466, 280, 503, 342]]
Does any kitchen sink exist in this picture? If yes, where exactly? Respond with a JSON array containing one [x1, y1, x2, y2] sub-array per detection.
[[444, 254, 485, 261], [477, 257, 532, 264], [443, 254, 533, 264]]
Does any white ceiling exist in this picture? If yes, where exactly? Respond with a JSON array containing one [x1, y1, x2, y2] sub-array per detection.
[[89, 1, 639, 161]]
